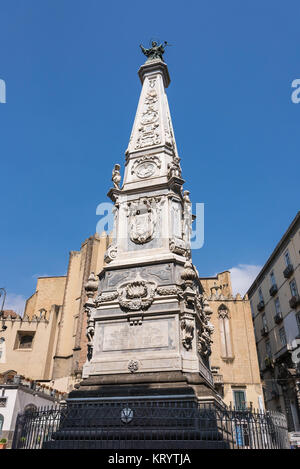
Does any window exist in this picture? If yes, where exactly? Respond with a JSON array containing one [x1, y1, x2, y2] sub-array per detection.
[[258, 288, 264, 303], [284, 250, 291, 267], [218, 305, 233, 359], [279, 327, 287, 346], [262, 313, 267, 329], [15, 331, 35, 350], [72, 315, 78, 337], [270, 271, 276, 287], [266, 340, 272, 358], [0, 414, 3, 433], [275, 298, 281, 315], [290, 279, 298, 298], [233, 390, 246, 410]]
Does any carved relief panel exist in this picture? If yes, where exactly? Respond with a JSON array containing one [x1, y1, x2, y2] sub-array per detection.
[[135, 76, 161, 150]]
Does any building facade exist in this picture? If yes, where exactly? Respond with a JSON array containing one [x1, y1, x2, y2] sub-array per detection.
[[202, 271, 264, 410], [0, 371, 63, 448], [0, 233, 109, 392], [0, 237, 263, 409], [248, 212, 300, 437]]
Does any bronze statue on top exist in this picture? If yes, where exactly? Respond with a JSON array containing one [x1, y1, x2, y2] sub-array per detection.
[[140, 40, 168, 62]]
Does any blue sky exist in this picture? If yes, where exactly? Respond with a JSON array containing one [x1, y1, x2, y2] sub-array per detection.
[[0, 0, 299, 313]]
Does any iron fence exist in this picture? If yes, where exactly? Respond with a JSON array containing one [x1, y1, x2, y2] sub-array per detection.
[[12, 400, 289, 449]]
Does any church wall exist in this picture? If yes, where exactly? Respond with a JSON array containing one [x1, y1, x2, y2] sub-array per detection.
[[24, 292, 37, 319], [52, 234, 109, 379], [24, 276, 66, 320], [0, 311, 59, 380], [51, 250, 82, 379], [74, 233, 109, 372], [202, 273, 264, 410]]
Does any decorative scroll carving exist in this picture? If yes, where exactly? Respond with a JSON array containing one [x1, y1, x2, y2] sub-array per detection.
[[169, 238, 187, 257], [157, 285, 180, 296], [195, 296, 214, 357], [135, 83, 161, 149], [86, 311, 94, 362], [84, 272, 98, 361], [131, 155, 161, 179], [183, 190, 192, 253], [181, 313, 194, 350], [117, 273, 156, 311], [104, 244, 117, 264], [96, 291, 118, 305], [143, 264, 171, 282], [144, 89, 158, 105]]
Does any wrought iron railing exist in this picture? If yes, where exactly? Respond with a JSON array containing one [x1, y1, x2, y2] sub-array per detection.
[[11, 400, 289, 449]]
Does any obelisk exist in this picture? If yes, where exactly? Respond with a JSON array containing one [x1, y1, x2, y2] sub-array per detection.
[[70, 42, 220, 407]]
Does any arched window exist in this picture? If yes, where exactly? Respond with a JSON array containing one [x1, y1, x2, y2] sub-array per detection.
[[218, 304, 233, 359]]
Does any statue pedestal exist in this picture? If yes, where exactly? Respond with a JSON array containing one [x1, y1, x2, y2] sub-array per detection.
[[44, 370, 227, 449]]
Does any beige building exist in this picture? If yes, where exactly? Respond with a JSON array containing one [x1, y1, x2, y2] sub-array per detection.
[[0, 233, 109, 392], [201, 271, 263, 410], [248, 212, 300, 434], [0, 232, 263, 408]]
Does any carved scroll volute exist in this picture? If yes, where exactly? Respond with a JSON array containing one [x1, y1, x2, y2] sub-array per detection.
[[84, 272, 98, 361], [197, 297, 214, 358], [181, 313, 194, 351], [183, 190, 192, 254]]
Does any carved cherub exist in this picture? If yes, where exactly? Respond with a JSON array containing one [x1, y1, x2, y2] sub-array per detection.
[[112, 164, 121, 189]]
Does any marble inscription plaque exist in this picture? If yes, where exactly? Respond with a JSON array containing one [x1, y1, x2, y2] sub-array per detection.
[[102, 320, 169, 352]]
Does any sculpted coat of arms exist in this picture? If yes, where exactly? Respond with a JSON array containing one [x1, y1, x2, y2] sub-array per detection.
[[128, 198, 157, 244]]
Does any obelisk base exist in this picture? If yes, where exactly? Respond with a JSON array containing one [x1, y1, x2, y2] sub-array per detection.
[[43, 371, 229, 449]]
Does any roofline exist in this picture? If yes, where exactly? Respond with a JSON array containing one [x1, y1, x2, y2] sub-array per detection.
[[37, 275, 67, 279], [199, 270, 231, 280], [247, 211, 300, 297]]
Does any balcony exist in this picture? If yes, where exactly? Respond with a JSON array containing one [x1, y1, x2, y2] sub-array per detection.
[[261, 326, 269, 337], [283, 263, 294, 279], [257, 300, 265, 312], [269, 284, 278, 296], [289, 295, 300, 309], [274, 313, 283, 324]]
